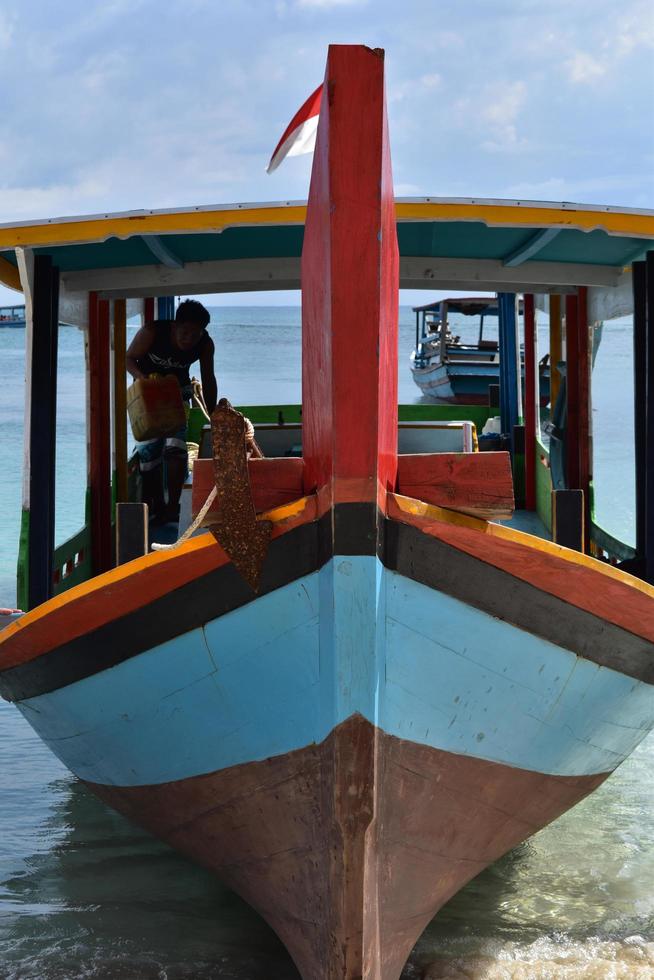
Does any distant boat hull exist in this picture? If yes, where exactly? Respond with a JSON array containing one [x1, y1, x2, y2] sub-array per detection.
[[411, 355, 551, 405]]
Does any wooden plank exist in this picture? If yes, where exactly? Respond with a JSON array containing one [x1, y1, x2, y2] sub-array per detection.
[[192, 456, 304, 521], [88, 293, 113, 575], [397, 452, 514, 519], [552, 489, 584, 552], [301, 45, 398, 510], [113, 298, 128, 503], [116, 502, 148, 565], [523, 294, 536, 510]]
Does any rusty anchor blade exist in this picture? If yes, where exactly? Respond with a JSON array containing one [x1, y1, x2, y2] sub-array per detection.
[[208, 399, 272, 591]]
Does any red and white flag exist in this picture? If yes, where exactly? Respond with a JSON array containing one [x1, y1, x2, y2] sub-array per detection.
[[266, 84, 323, 173]]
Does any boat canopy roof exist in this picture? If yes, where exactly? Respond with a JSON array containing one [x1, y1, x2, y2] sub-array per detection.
[[413, 297, 509, 316], [0, 197, 652, 306]]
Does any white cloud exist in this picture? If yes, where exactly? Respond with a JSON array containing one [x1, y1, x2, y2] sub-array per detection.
[[468, 81, 530, 152], [566, 51, 606, 84], [0, 10, 15, 49]]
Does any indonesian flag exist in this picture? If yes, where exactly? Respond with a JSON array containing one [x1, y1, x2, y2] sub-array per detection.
[[266, 84, 323, 173]]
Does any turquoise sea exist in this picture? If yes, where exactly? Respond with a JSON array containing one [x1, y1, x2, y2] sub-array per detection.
[[0, 307, 652, 978]]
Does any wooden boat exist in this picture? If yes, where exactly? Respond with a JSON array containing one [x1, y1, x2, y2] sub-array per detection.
[[2, 44, 654, 980], [410, 295, 551, 404], [0, 303, 25, 327]]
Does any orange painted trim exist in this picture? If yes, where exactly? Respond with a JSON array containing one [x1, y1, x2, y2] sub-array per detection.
[[0, 495, 317, 669], [388, 493, 654, 644]]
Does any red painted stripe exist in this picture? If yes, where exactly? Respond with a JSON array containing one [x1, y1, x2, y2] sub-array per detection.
[[524, 293, 536, 510], [88, 294, 112, 575]]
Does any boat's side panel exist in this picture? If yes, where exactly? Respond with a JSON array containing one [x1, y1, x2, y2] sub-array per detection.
[[13, 559, 654, 788]]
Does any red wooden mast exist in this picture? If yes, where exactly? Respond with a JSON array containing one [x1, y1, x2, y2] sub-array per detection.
[[301, 45, 399, 514]]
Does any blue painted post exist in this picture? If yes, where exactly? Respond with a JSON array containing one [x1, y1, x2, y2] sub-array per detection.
[[157, 296, 175, 321], [498, 292, 520, 448]]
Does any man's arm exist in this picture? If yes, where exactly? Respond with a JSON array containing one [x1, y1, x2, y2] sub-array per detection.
[[199, 338, 217, 414], [126, 322, 156, 380]]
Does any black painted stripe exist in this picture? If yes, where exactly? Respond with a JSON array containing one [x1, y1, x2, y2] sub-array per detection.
[[2, 504, 653, 702], [385, 521, 654, 687]]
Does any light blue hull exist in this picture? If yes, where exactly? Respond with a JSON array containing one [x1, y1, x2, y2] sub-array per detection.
[[16, 557, 654, 788]]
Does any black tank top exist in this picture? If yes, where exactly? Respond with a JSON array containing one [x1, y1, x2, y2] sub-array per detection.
[[136, 320, 209, 392]]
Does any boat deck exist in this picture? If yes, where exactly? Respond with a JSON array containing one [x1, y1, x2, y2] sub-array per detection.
[[496, 509, 550, 540]]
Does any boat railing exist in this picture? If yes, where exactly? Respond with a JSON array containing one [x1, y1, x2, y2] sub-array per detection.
[[52, 526, 92, 596]]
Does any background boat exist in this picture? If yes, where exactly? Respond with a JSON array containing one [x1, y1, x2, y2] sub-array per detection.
[[0, 304, 25, 328]]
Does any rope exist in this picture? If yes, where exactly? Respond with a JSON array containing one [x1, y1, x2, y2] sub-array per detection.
[[151, 485, 217, 552]]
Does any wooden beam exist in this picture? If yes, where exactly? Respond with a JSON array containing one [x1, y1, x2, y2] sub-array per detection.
[[552, 489, 584, 551], [116, 502, 148, 565], [503, 228, 561, 267], [400, 256, 620, 290], [577, 285, 591, 553], [397, 452, 514, 519], [498, 293, 521, 445], [301, 46, 398, 511], [524, 294, 537, 510], [25, 256, 60, 608], [564, 288, 592, 551], [633, 260, 647, 562], [565, 293, 580, 490], [113, 298, 128, 503], [88, 292, 113, 574], [59, 253, 621, 300], [141, 235, 184, 269], [144, 296, 155, 322], [549, 294, 562, 411]]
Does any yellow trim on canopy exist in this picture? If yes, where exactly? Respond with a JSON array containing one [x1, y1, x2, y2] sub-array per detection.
[[0, 199, 652, 254], [0, 205, 308, 250], [396, 201, 654, 237]]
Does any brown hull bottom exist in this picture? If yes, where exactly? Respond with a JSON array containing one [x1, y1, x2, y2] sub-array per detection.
[[88, 715, 605, 980]]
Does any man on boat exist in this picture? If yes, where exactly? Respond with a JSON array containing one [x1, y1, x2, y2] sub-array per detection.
[[126, 299, 217, 524]]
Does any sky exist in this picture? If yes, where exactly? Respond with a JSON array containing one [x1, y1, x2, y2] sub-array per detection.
[[0, 0, 652, 306]]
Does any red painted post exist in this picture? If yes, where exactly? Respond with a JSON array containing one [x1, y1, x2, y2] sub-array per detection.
[[88, 292, 113, 574], [144, 296, 155, 322], [301, 45, 399, 512], [524, 294, 536, 510], [576, 286, 591, 552]]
